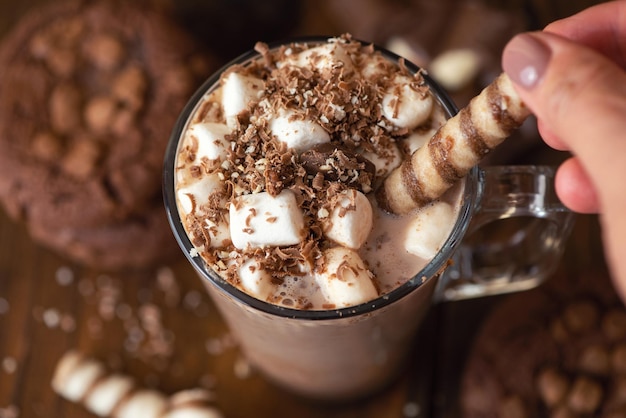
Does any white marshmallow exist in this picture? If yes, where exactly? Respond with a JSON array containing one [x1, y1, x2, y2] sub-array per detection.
[[283, 42, 355, 74], [360, 53, 393, 80], [385, 36, 430, 69], [52, 351, 82, 396], [401, 103, 446, 155], [361, 142, 402, 178], [269, 109, 331, 153], [205, 217, 231, 248], [164, 407, 223, 418], [58, 357, 106, 402], [169, 388, 215, 408], [116, 389, 168, 418], [323, 190, 373, 249], [382, 75, 434, 129], [84, 374, 135, 417], [429, 48, 481, 92], [401, 129, 435, 155], [229, 189, 305, 249], [404, 201, 455, 260], [315, 247, 378, 307], [238, 258, 274, 301], [177, 173, 223, 215], [188, 122, 232, 163], [222, 72, 265, 128]]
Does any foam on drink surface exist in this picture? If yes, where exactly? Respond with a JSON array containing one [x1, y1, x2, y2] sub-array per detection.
[[174, 35, 463, 310]]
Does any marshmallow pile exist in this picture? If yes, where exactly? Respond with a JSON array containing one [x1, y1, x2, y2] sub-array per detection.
[[52, 350, 223, 418], [175, 36, 460, 310]]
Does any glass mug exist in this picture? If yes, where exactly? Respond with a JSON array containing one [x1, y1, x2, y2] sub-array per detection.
[[163, 38, 575, 400]]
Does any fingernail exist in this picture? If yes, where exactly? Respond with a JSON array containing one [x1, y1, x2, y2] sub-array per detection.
[[502, 33, 551, 89]]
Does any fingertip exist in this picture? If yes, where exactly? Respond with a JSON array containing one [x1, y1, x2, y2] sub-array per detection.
[[537, 119, 569, 151], [502, 33, 551, 90], [555, 157, 600, 214]]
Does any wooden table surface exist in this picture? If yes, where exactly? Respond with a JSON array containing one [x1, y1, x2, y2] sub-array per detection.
[[0, 1, 610, 417]]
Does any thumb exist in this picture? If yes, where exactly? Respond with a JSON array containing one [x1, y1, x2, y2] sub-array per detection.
[[502, 32, 626, 211]]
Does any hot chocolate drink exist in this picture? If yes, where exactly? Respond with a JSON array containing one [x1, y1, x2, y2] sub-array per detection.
[[173, 35, 463, 310], [165, 35, 572, 400]]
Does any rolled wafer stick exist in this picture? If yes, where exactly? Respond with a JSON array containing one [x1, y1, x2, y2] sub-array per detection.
[[377, 72, 531, 214], [52, 350, 223, 418]]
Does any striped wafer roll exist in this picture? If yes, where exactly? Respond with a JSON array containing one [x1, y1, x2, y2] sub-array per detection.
[[377, 73, 531, 214], [52, 350, 223, 418]]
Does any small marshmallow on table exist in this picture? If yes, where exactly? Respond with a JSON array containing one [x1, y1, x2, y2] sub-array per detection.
[[52, 350, 223, 418]]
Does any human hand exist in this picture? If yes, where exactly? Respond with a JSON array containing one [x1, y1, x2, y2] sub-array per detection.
[[501, 0, 626, 295]]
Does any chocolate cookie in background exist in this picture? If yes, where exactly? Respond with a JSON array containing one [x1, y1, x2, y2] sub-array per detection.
[[0, 0, 219, 270], [322, 0, 546, 166], [460, 272, 626, 418]]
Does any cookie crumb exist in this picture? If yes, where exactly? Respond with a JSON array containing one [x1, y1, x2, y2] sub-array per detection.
[[77, 278, 95, 297], [60, 313, 76, 333], [0, 298, 9, 315], [115, 303, 133, 321], [233, 356, 252, 380], [206, 333, 237, 356], [2, 357, 17, 374], [87, 316, 103, 337], [0, 405, 19, 418], [156, 266, 180, 307], [402, 401, 420, 417], [199, 373, 218, 389], [183, 290, 203, 310], [42, 308, 61, 329], [205, 338, 223, 356], [54, 266, 74, 286]]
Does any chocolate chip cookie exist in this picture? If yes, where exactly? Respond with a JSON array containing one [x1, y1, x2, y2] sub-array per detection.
[[0, 0, 217, 269], [461, 275, 626, 418]]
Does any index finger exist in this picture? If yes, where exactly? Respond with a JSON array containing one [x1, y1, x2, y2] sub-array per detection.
[[544, 0, 626, 67]]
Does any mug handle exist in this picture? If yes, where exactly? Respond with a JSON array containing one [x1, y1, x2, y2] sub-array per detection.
[[435, 165, 575, 302]]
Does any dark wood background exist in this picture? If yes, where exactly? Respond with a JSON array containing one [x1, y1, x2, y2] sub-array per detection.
[[0, 0, 610, 417]]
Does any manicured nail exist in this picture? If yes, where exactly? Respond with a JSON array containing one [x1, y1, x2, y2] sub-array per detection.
[[502, 33, 551, 89]]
